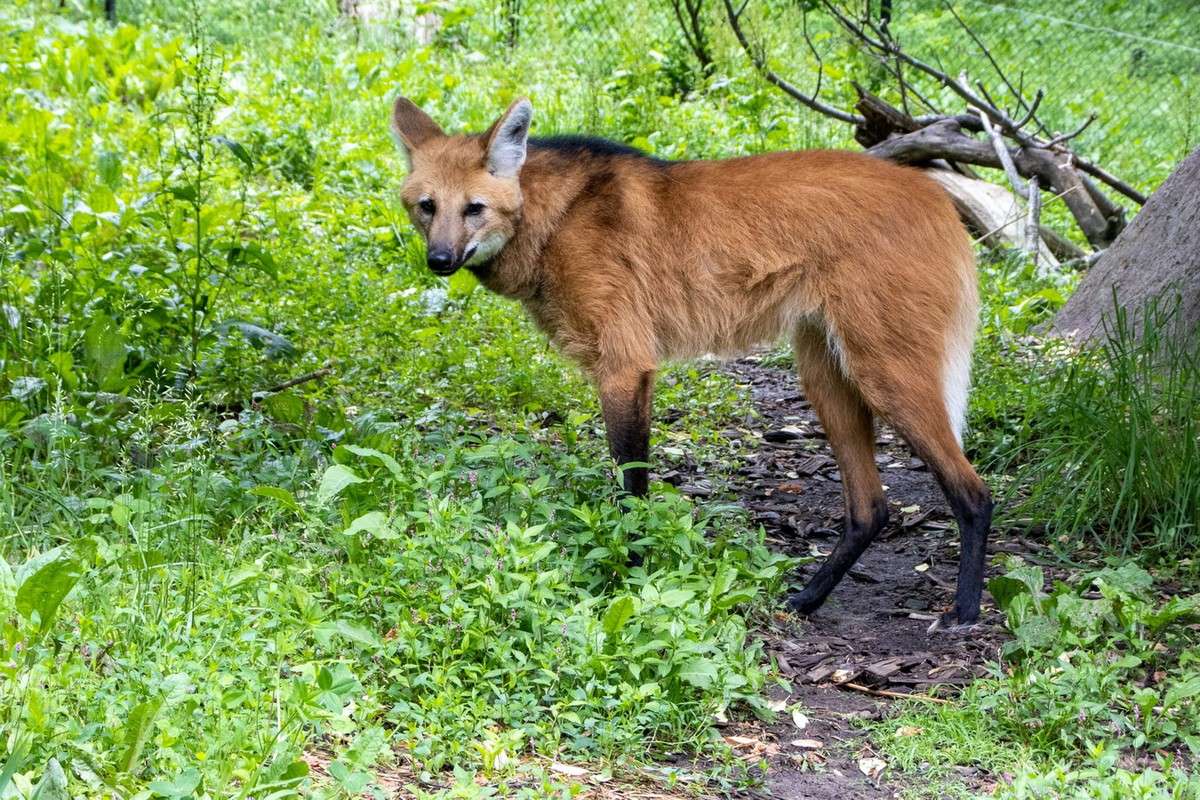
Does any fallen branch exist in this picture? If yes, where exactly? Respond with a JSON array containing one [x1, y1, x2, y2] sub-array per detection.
[[206, 368, 334, 415], [722, 0, 864, 125], [254, 368, 333, 397]]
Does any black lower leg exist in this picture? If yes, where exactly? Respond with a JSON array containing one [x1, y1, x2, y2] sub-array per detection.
[[602, 372, 654, 499], [942, 483, 994, 626], [787, 497, 888, 613]]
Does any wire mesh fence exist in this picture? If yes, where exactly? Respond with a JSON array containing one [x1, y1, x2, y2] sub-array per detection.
[[462, 0, 1198, 187]]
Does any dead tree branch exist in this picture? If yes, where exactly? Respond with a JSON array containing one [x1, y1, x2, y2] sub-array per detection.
[[720, 0, 1141, 250], [668, 0, 714, 75], [722, 0, 864, 125]]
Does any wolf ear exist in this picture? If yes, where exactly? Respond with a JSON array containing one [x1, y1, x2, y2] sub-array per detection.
[[391, 96, 445, 162], [483, 97, 532, 179]]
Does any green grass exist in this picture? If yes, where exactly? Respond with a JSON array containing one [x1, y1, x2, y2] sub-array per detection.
[[1008, 297, 1200, 561]]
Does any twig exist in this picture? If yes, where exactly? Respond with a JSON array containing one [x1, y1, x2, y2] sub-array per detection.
[[967, 181, 1081, 247], [724, 0, 864, 125], [667, 0, 713, 75], [1025, 174, 1042, 269], [1011, 88, 1045, 131], [822, 1, 1000, 125], [254, 368, 333, 397], [1074, 158, 1148, 205], [205, 368, 334, 415], [840, 682, 953, 704], [944, 0, 1048, 132], [973, 104, 1028, 196], [1042, 113, 1097, 148]]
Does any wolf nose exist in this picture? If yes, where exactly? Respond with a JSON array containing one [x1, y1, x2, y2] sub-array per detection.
[[427, 248, 455, 274]]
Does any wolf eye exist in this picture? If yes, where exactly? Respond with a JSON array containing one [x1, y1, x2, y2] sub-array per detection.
[[417, 198, 436, 214], [464, 201, 486, 217]]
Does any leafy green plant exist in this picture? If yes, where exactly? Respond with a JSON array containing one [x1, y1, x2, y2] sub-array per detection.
[[985, 559, 1200, 755], [874, 560, 1200, 797], [300, 432, 791, 771]]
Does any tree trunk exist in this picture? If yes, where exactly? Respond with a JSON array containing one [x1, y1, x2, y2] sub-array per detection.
[[1053, 146, 1200, 346]]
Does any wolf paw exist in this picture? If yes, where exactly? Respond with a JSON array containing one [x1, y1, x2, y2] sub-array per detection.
[[927, 608, 981, 635], [784, 590, 823, 615]]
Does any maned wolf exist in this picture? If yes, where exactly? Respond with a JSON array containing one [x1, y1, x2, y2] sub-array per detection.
[[390, 96, 994, 628]]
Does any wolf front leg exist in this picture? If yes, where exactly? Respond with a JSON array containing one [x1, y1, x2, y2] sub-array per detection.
[[598, 369, 655, 497]]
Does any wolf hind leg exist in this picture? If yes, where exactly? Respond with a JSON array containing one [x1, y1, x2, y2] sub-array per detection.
[[786, 326, 889, 614], [858, 372, 993, 627]]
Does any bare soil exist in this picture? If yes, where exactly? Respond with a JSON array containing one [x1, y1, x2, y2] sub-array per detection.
[[675, 357, 1031, 799]]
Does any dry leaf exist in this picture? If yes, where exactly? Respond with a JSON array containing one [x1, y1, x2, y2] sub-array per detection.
[[914, 563, 930, 572], [831, 668, 856, 683], [792, 709, 809, 730], [769, 698, 788, 713], [724, 735, 758, 748], [859, 756, 887, 778], [550, 762, 589, 778], [895, 726, 924, 737], [790, 738, 824, 749]]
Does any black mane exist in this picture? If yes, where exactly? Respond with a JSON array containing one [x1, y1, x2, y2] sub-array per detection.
[[529, 134, 669, 164]]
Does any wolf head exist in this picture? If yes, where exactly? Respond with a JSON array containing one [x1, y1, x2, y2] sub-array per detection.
[[391, 96, 531, 276]]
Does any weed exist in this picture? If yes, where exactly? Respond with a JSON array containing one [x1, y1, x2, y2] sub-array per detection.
[[1007, 295, 1200, 563]]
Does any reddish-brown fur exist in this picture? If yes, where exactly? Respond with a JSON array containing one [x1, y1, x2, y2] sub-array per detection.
[[391, 96, 993, 627]]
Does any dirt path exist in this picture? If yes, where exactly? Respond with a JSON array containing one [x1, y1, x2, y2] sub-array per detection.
[[684, 357, 1024, 798]]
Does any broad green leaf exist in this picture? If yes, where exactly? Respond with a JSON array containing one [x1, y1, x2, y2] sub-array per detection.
[[526, 541, 557, 564], [118, 697, 164, 775], [211, 319, 296, 361], [111, 501, 132, 529], [0, 557, 14, 620], [96, 150, 122, 190], [210, 134, 253, 168], [259, 392, 305, 425], [337, 445, 405, 480], [84, 315, 126, 391], [0, 735, 26, 797], [317, 464, 365, 503], [249, 486, 302, 513], [148, 766, 200, 798], [29, 758, 67, 800], [314, 619, 383, 649], [344, 511, 397, 539], [219, 241, 277, 279], [716, 589, 754, 609], [659, 589, 695, 609], [47, 352, 78, 391], [677, 657, 719, 690], [226, 564, 263, 590], [602, 595, 635, 635], [242, 760, 310, 800], [168, 184, 197, 202], [987, 575, 1030, 614], [15, 542, 93, 640], [710, 563, 736, 600]]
